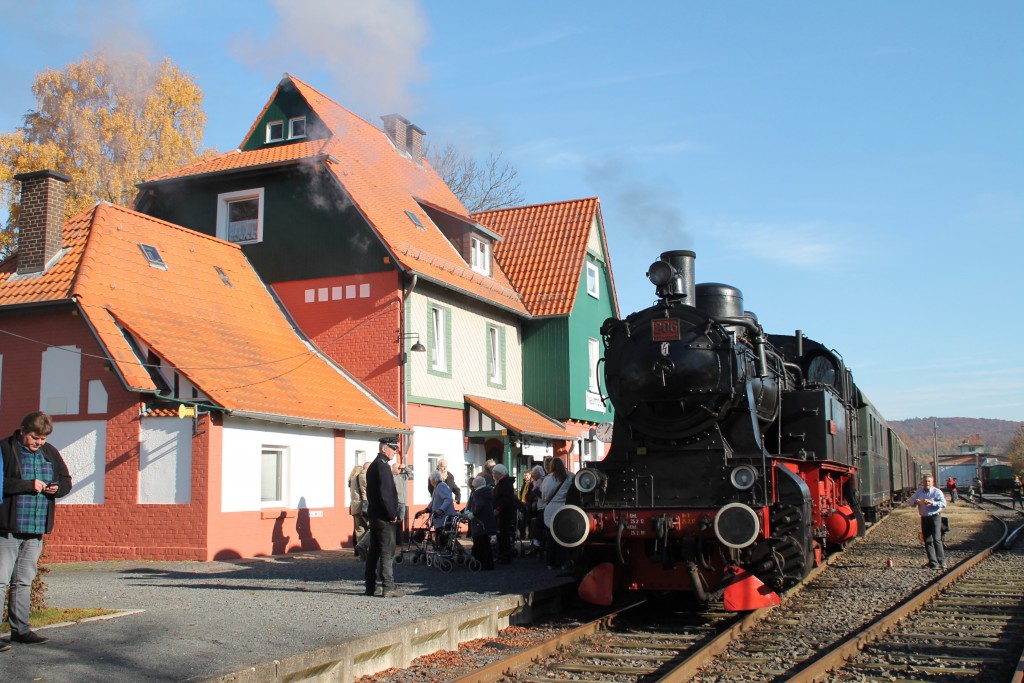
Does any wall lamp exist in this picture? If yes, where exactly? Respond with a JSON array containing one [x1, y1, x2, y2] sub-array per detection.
[[398, 332, 426, 353]]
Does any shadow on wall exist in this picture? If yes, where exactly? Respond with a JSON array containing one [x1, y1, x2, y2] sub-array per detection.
[[211, 497, 324, 561], [294, 497, 321, 552]]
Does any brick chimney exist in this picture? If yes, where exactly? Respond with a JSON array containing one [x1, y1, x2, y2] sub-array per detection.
[[406, 123, 426, 162], [14, 170, 71, 275], [381, 114, 409, 154]]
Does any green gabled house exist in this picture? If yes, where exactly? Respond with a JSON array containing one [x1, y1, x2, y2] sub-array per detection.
[[474, 198, 619, 466]]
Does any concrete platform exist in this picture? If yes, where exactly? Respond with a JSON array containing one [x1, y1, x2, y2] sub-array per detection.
[[1, 549, 573, 683]]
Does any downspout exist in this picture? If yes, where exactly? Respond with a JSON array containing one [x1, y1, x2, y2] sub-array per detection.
[[400, 273, 419, 432]]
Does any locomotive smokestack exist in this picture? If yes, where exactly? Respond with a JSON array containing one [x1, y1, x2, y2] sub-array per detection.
[[652, 250, 696, 304]]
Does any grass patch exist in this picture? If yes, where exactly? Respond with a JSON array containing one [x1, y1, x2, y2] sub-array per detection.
[[1, 607, 118, 633]]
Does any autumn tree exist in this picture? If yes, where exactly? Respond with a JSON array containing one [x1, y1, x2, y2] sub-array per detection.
[[427, 142, 525, 213], [0, 53, 211, 255], [1006, 424, 1024, 474]]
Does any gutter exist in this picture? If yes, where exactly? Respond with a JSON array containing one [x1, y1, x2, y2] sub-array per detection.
[[227, 409, 411, 435]]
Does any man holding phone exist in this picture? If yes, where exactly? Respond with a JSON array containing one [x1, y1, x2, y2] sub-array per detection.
[[1, 411, 72, 647]]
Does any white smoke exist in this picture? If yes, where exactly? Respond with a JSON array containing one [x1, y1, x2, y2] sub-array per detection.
[[228, 0, 429, 117]]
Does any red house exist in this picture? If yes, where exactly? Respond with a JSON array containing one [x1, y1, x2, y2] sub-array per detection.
[[0, 170, 407, 561]]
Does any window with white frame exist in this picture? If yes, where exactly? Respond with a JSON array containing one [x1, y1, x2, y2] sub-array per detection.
[[582, 438, 599, 462], [588, 337, 600, 392], [217, 188, 265, 244], [429, 306, 451, 375], [266, 120, 284, 143], [586, 261, 600, 299], [261, 446, 288, 506], [487, 324, 504, 386], [470, 236, 491, 275], [288, 116, 306, 139]]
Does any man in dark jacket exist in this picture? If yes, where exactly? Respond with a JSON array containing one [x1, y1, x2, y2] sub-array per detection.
[[364, 437, 404, 598], [492, 464, 518, 564], [427, 459, 462, 504], [1, 412, 72, 646]]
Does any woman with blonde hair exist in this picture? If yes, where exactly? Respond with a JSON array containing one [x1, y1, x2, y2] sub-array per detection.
[[348, 462, 369, 555]]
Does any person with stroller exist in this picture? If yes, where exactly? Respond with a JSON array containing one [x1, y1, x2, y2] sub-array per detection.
[[425, 469, 456, 547], [466, 475, 496, 570]]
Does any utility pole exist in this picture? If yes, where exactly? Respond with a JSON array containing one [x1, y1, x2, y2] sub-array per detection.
[[933, 421, 939, 479]]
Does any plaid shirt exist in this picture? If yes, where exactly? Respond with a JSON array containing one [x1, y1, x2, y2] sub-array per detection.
[[16, 441, 53, 535]]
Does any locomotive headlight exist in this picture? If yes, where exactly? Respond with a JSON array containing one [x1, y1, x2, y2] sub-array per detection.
[[574, 468, 606, 494], [730, 465, 758, 491], [647, 260, 675, 287]]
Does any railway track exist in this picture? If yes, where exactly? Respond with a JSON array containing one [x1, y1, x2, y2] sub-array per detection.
[[446, 599, 746, 683], [789, 500, 1024, 683], [434, 503, 1011, 683]]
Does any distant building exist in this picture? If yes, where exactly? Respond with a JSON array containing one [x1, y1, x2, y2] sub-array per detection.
[[937, 435, 1010, 490]]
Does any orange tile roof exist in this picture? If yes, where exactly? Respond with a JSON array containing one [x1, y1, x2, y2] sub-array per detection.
[[0, 203, 406, 433], [144, 74, 528, 316], [465, 395, 568, 440], [474, 198, 619, 318], [141, 140, 328, 183]]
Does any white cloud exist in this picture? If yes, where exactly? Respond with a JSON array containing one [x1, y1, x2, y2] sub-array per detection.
[[713, 221, 846, 270]]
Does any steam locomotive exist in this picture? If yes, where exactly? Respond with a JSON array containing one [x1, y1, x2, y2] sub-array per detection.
[[550, 250, 917, 610]]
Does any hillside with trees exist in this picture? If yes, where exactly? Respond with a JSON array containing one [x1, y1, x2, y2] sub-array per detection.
[[889, 417, 1022, 458]]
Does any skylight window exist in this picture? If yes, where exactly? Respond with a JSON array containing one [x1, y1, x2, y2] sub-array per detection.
[[214, 266, 232, 287], [138, 244, 167, 270], [405, 210, 425, 230]]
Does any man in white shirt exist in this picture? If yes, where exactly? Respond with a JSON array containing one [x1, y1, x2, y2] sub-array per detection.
[[909, 474, 947, 570]]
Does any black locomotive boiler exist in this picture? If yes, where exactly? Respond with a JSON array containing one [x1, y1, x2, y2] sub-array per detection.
[[550, 250, 900, 610]]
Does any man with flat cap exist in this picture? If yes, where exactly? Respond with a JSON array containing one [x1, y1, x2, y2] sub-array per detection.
[[364, 436, 404, 597]]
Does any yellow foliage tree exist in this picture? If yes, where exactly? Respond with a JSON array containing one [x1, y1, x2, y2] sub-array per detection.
[[1006, 424, 1024, 475], [0, 53, 212, 254]]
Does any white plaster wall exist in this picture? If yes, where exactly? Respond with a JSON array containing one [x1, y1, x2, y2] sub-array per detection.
[[87, 380, 108, 414], [40, 345, 80, 415], [139, 417, 192, 504], [51, 420, 106, 505], [411, 425, 465, 505], [220, 417, 335, 513]]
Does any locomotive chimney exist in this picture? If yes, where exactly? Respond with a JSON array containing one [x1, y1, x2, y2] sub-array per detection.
[[659, 250, 696, 304]]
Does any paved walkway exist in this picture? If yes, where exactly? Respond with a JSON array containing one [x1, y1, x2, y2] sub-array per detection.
[[2, 548, 568, 683]]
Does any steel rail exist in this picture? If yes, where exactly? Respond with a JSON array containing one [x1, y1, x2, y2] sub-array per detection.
[[445, 599, 648, 683], [781, 511, 1011, 683]]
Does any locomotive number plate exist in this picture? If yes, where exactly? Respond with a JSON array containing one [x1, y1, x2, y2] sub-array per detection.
[[651, 318, 681, 342]]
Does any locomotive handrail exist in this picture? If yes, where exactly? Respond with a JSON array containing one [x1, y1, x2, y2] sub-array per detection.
[[715, 315, 768, 377]]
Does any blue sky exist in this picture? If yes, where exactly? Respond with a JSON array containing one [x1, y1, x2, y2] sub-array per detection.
[[1, 0, 1021, 422]]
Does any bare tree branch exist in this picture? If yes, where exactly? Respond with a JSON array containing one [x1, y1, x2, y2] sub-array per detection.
[[427, 142, 524, 213]]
